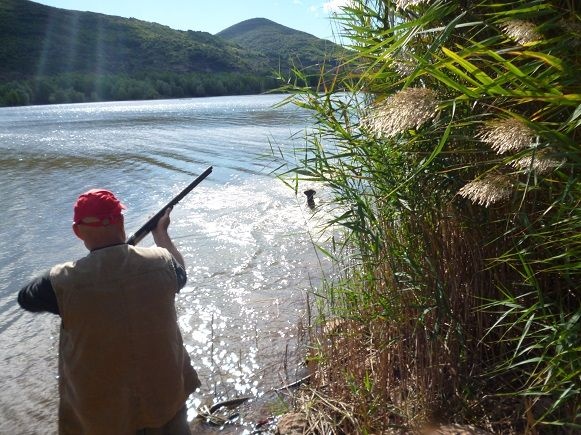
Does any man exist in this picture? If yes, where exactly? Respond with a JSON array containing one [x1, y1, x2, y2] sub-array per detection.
[[18, 189, 201, 435]]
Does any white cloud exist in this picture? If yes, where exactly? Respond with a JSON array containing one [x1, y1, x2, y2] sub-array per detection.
[[322, 0, 351, 12], [293, 0, 303, 5]]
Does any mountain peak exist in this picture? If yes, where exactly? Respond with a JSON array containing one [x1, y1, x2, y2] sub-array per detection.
[[216, 17, 344, 77], [217, 18, 302, 39]]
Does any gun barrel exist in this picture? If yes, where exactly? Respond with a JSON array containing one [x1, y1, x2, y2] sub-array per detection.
[[126, 166, 213, 245]]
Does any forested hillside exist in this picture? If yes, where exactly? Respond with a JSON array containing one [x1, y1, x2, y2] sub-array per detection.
[[0, 0, 263, 80], [0, 0, 343, 106], [218, 18, 343, 74]]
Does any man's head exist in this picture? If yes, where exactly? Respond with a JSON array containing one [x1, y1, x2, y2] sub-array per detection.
[[72, 189, 127, 250]]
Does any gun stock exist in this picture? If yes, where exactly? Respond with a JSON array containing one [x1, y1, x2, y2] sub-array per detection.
[[126, 166, 213, 246]]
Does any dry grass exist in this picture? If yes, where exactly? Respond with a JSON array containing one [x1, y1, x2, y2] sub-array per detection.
[[286, 205, 540, 434]]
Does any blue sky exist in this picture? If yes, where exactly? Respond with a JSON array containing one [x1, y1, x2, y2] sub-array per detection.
[[34, 0, 350, 41]]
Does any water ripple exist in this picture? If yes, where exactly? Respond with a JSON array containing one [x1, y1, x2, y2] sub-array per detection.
[[0, 95, 328, 433]]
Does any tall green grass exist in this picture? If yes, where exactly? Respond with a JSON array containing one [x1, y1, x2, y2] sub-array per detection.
[[277, 0, 579, 432]]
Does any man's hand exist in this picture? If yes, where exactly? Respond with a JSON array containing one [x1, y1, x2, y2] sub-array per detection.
[[152, 207, 172, 237], [151, 207, 185, 268]]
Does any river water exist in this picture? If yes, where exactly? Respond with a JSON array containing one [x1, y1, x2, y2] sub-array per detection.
[[0, 95, 329, 434]]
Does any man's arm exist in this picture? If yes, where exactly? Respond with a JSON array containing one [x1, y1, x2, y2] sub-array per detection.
[[151, 207, 188, 292], [18, 271, 60, 315]]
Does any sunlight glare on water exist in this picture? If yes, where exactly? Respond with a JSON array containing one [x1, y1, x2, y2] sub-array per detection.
[[0, 95, 332, 434]]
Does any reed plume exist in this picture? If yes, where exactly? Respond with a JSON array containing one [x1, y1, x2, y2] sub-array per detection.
[[458, 174, 513, 207], [500, 20, 541, 45], [511, 149, 564, 174], [395, 0, 431, 10], [363, 88, 438, 138], [478, 118, 535, 154]]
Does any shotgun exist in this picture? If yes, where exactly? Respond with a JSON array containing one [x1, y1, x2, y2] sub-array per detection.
[[126, 166, 213, 246]]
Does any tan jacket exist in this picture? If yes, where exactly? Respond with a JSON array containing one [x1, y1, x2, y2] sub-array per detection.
[[50, 244, 200, 435]]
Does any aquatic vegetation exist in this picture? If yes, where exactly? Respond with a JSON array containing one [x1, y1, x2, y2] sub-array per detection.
[[276, 0, 580, 432]]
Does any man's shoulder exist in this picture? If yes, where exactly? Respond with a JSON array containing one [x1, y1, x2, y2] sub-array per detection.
[[129, 245, 185, 289], [49, 260, 79, 279], [130, 245, 172, 261]]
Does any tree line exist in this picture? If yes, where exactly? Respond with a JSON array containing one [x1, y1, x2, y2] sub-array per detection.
[[0, 71, 282, 106]]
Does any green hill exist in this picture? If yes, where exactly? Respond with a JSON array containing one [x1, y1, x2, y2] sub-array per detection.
[[217, 18, 343, 74], [0, 0, 264, 81], [0, 1, 344, 106]]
